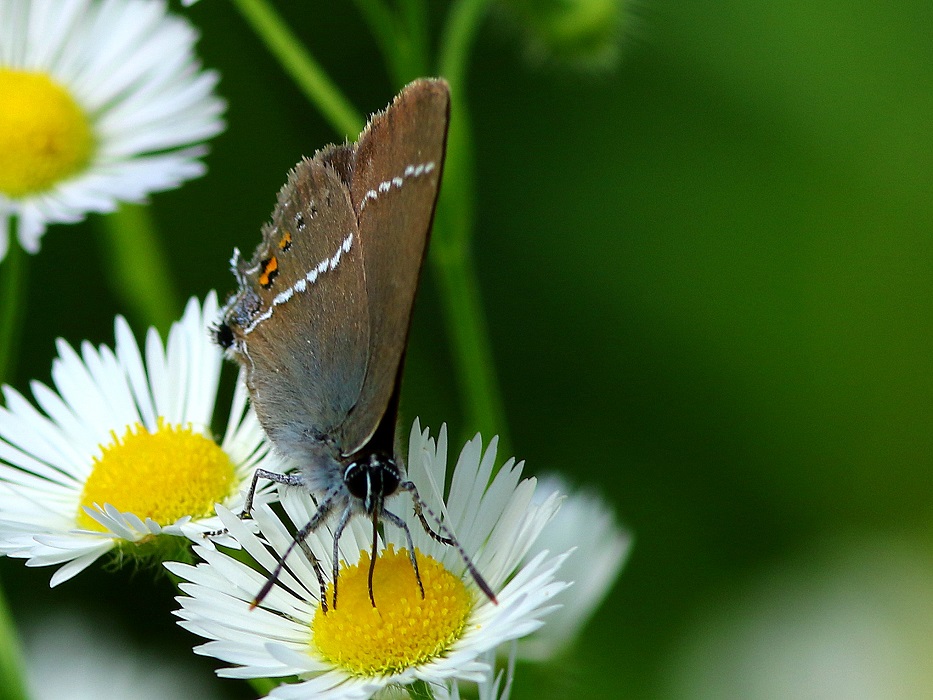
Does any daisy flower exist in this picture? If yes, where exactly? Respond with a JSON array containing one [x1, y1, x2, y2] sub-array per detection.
[[168, 421, 569, 699], [0, 0, 225, 260], [517, 475, 631, 661], [0, 292, 281, 585]]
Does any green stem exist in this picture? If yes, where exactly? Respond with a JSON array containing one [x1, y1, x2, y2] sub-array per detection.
[[0, 577, 29, 700], [432, 231, 507, 446], [95, 204, 179, 334], [232, 0, 363, 137], [439, 0, 493, 90], [399, 0, 431, 77], [432, 0, 508, 446], [0, 232, 28, 388], [352, 0, 407, 85], [352, 0, 430, 85]]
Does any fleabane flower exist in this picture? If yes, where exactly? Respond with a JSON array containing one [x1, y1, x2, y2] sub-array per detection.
[[168, 421, 569, 699], [0, 293, 281, 585], [517, 475, 631, 660], [0, 0, 225, 260]]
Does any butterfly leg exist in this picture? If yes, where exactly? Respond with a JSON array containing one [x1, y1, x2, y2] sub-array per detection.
[[297, 536, 330, 614], [252, 483, 341, 610], [398, 480, 452, 545], [203, 469, 303, 537], [382, 507, 425, 600], [329, 504, 353, 610], [399, 480, 497, 604]]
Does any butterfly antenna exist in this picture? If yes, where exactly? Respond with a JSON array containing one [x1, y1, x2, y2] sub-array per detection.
[[368, 510, 379, 607]]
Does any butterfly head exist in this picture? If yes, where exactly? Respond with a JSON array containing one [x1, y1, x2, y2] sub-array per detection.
[[343, 452, 401, 515]]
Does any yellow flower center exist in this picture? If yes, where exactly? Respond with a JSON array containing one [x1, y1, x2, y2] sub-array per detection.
[[0, 69, 94, 197], [78, 420, 236, 531], [312, 546, 473, 676]]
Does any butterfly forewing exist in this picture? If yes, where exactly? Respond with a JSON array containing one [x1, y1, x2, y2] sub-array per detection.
[[338, 78, 451, 455], [225, 157, 369, 458]]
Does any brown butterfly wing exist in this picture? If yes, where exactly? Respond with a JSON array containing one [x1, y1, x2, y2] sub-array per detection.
[[223, 155, 369, 460], [337, 78, 450, 456]]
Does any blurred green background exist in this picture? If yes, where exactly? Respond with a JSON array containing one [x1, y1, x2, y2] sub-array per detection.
[[3, 0, 933, 697]]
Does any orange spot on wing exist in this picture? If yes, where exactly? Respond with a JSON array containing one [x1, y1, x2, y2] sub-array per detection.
[[259, 256, 278, 288]]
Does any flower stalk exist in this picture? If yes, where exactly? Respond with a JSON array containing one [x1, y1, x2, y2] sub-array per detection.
[[95, 204, 179, 334], [0, 232, 27, 387], [434, 0, 508, 446], [231, 0, 363, 137], [0, 577, 28, 700]]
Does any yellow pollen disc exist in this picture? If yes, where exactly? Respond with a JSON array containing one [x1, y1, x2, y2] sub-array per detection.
[[312, 546, 473, 676], [78, 419, 236, 531], [0, 69, 94, 197]]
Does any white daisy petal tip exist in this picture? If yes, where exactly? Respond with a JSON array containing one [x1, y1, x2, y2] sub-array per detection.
[[0, 294, 278, 584], [170, 424, 575, 698], [0, 0, 226, 261]]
